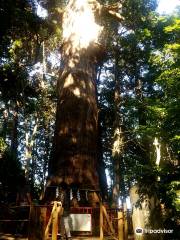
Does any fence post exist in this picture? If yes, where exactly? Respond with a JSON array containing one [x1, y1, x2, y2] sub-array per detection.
[[123, 203, 128, 240], [118, 210, 124, 240], [28, 205, 47, 240], [100, 203, 103, 240], [45, 204, 55, 239], [52, 201, 59, 240]]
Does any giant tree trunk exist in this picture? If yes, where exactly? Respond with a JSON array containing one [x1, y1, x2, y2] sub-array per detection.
[[47, 0, 103, 195]]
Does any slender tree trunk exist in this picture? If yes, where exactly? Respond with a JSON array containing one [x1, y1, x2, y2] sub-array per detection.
[[97, 121, 108, 200], [25, 117, 38, 181], [130, 76, 163, 239], [2, 105, 9, 139], [112, 55, 124, 207], [47, 0, 104, 197], [135, 76, 150, 157], [11, 102, 19, 158]]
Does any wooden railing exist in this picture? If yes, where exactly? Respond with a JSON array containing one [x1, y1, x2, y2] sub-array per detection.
[[44, 202, 126, 240], [0, 203, 133, 240], [0, 205, 30, 239], [99, 204, 132, 240]]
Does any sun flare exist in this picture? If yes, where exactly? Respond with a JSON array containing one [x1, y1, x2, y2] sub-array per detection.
[[62, 0, 102, 49]]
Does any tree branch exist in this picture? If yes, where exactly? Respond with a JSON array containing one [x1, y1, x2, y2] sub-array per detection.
[[107, 10, 124, 21], [89, 1, 124, 22]]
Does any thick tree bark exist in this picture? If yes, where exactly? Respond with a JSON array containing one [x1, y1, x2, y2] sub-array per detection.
[[49, 60, 99, 188], [48, 0, 104, 195]]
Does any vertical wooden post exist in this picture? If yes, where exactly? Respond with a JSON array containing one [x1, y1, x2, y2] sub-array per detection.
[[52, 201, 58, 240], [100, 203, 103, 240], [28, 204, 35, 240], [123, 203, 128, 240], [40, 207, 47, 240], [28, 205, 47, 240], [118, 210, 124, 240], [45, 203, 56, 240]]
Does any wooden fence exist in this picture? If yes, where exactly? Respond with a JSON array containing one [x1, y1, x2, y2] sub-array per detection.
[[0, 203, 133, 240]]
